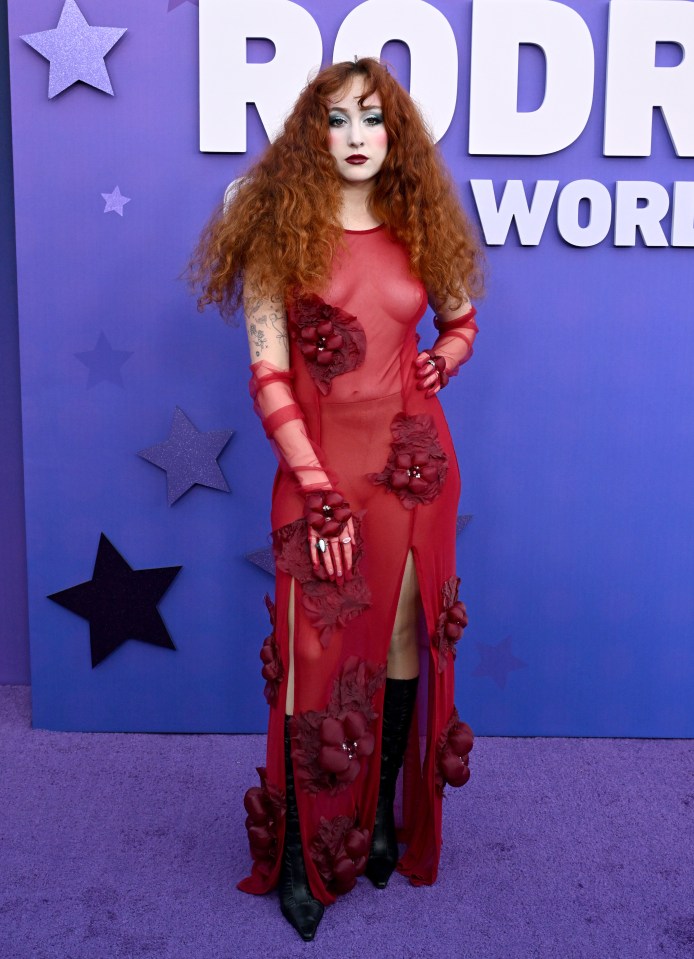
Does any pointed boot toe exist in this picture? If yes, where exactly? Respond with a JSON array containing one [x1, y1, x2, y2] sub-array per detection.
[[280, 898, 325, 941], [364, 857, 394, 889]]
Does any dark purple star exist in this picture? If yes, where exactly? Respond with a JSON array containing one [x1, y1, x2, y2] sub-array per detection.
[[74, 331, 133, 387], [472, 634, 527, 689], [47, 533, 181, 668], [20, 0, 127, 98], [138, 406, 234, 505]]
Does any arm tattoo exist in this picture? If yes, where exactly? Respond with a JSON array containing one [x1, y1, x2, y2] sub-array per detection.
[[245, 293, 288, 356], [248, 323, 268, 357]]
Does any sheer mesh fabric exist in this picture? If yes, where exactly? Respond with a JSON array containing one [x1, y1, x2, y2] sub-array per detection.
[[248, 360, 338, 492], [239, 224, 478, 905], [432, 305, 479, 378]]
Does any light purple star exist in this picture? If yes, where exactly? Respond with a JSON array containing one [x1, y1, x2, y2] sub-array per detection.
[[472, 634, 528, 689], [101, 186, 130, 216], [138, 407, 234, 505], [20, 0, 126, 99], [74, 331, 133, 387], [245, 547, 276, 577], [168, 0, 199, 10]]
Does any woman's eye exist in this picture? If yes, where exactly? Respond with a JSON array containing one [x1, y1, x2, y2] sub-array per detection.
[[364, 114, 384, 126], [329, 116, 346, 127]]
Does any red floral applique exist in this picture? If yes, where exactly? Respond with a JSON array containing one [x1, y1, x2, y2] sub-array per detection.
[[289, 293, 367, 395], [272, 511, 371, 648], [242, 766, 286, 877], [368, 412, 449, 509], [309, 813, 370, 895], [259, 594, 284, 706], [304, 489, 352, 538], [289, 655, 387, 795], [433, 576, 469, 673], [435, 706, 474, 793]]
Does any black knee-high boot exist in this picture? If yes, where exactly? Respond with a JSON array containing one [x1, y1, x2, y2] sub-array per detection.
[[365, 675, 419, 889], [278, 714, 325, 941]]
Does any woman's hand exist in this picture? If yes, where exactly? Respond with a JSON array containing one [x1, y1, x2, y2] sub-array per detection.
[[308, 516, 355, 585], [304, 489, 354, 585], [414, 350, 449, 398]]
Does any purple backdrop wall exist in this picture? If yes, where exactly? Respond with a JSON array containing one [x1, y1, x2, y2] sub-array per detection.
[[6, 0, 694, 734], [0, 0, 30, 685]]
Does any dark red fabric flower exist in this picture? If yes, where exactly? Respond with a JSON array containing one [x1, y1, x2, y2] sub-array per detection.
[[259, 593, 284, 706], [433, 575, 469, 673], [272, 511, 371, 648], [309, 814, 370, 894], [435, 706, 474, 793], [242, 766, 286, 877], [368, 412, 449, 509], [290, 293, 367, 395], [289, 655, 387, 795], [303, 489, 352, 538], [272, 516, 323, 582], [423, 349, 450, 389]]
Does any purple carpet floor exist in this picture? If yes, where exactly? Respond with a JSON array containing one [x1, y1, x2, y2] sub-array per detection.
[[1, 685, 692, 959]]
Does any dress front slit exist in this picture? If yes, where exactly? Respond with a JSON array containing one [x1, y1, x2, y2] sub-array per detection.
[[238, 224, 474, 906]]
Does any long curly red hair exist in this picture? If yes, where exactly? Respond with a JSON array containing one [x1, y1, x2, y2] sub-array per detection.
[[187, 57, 486, 321]]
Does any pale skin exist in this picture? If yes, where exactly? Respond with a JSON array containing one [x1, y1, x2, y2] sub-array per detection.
[[243, 77, 471, 713]]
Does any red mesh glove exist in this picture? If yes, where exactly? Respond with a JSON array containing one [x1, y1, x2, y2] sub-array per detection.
[[414, 305, 479, 398], [249, 359, 337, 492]]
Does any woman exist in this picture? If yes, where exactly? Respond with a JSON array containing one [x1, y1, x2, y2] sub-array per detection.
[[189, 57, 486, 941]]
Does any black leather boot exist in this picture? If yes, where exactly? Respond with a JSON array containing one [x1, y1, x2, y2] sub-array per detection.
[[278, 714, 325, 941], [365, 675, 419, 889]]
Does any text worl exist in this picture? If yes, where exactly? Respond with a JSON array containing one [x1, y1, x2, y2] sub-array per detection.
[[471, 180, 694, 248]]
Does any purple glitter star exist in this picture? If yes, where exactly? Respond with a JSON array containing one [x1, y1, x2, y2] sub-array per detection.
[[472, 634, 527, 689], [245, 547, 276, 577], [456, 513, 472, 536], [101, 186, 131, 216], [20, 0, 127, 99], [138, 407, 234, 505], [167, 0, 199, 9], [74, 331, 133, 387]]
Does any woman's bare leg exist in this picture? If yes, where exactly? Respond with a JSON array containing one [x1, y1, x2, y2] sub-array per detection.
[[387, 550, 421, 679]]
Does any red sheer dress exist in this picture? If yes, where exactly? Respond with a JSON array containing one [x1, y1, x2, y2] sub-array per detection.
[[238, 224, 479, 906]]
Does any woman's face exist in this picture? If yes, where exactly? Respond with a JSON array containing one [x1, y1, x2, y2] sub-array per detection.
[[327, 77, 388, 184]]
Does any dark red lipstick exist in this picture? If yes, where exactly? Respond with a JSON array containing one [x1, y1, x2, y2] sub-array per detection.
[[346, 154, 368, 164]]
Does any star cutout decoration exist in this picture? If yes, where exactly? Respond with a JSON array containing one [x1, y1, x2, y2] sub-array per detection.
[[472, 634, 527, 689], [74, 331, 133, 388], [245, 546, 276, 577], [47, 533, 181, 667], [456, 513, 472, 536], [20, 0, 127, 99], [138, 406, 234, 505], [102, 186, 130, 215], [168, 0, 198, 9]]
